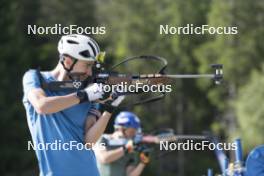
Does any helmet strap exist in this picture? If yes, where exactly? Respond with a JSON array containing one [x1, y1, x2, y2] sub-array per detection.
[[60, 54, 78, 80]]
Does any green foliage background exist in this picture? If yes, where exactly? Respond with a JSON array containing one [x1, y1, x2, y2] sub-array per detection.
[[1, 0, 264, 175]]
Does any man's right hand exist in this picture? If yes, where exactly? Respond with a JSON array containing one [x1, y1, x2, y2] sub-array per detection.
[[123, 139, 134, 154], [84, 83, 105, 101]]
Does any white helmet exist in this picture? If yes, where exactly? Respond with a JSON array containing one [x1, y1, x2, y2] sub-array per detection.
[[58, 34, 100, 61]]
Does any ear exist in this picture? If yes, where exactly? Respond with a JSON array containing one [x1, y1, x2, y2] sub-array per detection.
[[63, 56, 73, 68]]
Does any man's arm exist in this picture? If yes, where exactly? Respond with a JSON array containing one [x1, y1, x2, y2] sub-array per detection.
[[27, 82, 106, 114], [84, 96, 125, 146], [94, 136, 135, 163], [95, 145, 125, 164], [84, 111, 112, 146], [28, 88, 80, 114], [126, 163, 146, 176], [126, 151, 150, 176]]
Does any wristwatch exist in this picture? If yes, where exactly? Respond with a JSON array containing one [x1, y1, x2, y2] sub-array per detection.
[[76, 90, 88, 103]]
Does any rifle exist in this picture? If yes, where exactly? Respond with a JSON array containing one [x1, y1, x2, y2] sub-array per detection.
[[95, 56, 223, 84], [39, 55, 223, 106], [104, 129, 209, 149]]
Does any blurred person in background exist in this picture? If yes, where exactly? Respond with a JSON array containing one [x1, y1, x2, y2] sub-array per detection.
[[94, 111, 150, 176]]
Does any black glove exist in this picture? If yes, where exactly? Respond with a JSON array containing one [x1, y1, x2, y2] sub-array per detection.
[[99, 95, 125, 113]]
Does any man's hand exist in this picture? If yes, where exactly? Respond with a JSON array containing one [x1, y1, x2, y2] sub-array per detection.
[[100, 95, 125, 113], [124, 139, 134, 154], [83, 83, 105, 102], [137, 145, 151, 164], [139, 152, 150, 164], [110, 95, 125, 106]]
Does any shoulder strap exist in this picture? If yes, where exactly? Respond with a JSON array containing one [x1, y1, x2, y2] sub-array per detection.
[[35, 68, 87, 91], [36, 68, 44, 88], [36, 68, 46, 89]]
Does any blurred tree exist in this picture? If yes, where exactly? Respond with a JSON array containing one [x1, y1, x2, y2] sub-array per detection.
[[0, 0, 41, 175], [235, 67, 264, 151], [195, 0, 264, 148]]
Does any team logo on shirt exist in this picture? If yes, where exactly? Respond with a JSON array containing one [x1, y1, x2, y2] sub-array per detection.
[[72, 81, 82, 89]]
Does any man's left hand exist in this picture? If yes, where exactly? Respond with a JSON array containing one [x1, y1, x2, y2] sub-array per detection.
[[99, 95, 125, 113], [140, 152, 150, 164]]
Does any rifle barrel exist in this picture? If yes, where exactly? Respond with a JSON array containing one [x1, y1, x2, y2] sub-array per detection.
[[168, 135, 209, 141], [166, 74, 214, 79]]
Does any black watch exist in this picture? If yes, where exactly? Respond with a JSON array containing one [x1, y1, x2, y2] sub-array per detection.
[[76, 90, 88, 103]]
